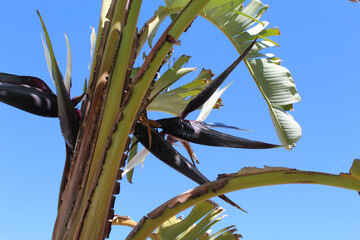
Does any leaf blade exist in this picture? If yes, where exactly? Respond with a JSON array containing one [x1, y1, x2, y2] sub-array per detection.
[[38, 11, 79, 150]]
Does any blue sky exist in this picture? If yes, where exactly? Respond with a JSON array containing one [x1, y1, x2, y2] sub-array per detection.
[[0, 1, 359, 239]]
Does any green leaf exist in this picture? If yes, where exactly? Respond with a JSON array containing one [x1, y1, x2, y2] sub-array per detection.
[[147, 6, 183, 48], [128, 165, 360, 239], [156, 201, 236, 240], [126, 136, 139, 183], [147, 69, 213, 115], [270, 106, 301, 150], [200, 0, 301, 149], [209, 225, 239, 239], [38, 11, 79, 150], [155, 202, 205, 238], [149, 55, 196, 100], [122, 147, 150, 183], [233, 9, 265, 27], [180, 207, 224, 240], [247, 58, 300, 108], [143, 0, 301, 149]]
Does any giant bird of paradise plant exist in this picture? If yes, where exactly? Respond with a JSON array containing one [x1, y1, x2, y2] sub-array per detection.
[[1, 0, 359, 239]]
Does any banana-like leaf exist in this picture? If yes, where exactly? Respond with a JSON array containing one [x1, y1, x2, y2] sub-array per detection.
[[270, 106, 301, 149], [149, 55, 196, 101], [209, 225, 241, 239], [143, 0, 301, 150], [155, 200, 241, 240], [147, 69, 215, 115], [124, 136, 139, 183], [38, 11, 79, 150], [128, 160, 360, 239], [179, 207, 224, 240]]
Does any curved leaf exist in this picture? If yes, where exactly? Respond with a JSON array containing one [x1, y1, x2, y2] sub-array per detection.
[[142, 0, 301, 149], [41, 33, 55, 85], [147, 69, 214, 115], [126, 160, 360, 239], [64, 33, 72, 94], [38, 11, 79, 150], [149, 55, 196, 100], [153, 200, 240, 240], [122, 148, 149, 179], [156, 201, 217, 239], [89, 26, 96, 70], [270, 107, 301, 149]]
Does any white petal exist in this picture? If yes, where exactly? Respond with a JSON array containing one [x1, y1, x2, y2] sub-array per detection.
[[196, 82, 232, 121], [122, 148, 149, 177]]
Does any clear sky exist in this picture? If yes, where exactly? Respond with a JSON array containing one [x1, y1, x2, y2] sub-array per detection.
[[0, 1, 359, 239]]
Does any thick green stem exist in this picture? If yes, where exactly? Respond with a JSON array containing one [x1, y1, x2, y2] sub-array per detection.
[[82, 0, 210, 238], [78, 1, 144, 239], [127, 169, 360, 239], [88, 0, 114, 87]]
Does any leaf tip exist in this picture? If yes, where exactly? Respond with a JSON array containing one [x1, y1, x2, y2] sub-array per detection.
[[350, 159, 360, 179]]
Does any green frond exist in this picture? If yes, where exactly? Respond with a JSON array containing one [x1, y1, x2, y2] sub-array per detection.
[[141, 0, 301, 149]]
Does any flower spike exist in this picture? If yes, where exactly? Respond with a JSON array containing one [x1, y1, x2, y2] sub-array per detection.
[[0, 73, 58, 117], [134, 121, 246, 212], [156, 117, 280, 149]]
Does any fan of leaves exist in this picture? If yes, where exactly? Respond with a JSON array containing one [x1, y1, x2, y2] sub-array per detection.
[[139, 0, 301, 150]]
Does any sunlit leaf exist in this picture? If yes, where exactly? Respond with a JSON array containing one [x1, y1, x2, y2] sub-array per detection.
[[270, 107, 301, 150], [155, 200, 240, 240], [142, 0, 301, 149], [147, 69, 213, 115], [129, 165, 360, 238], [180, 207, 224, 240], [149, 55, 196, 101]]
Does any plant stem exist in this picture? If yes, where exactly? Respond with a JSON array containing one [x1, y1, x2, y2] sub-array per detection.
[[127, 169, 360, 239]]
